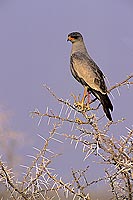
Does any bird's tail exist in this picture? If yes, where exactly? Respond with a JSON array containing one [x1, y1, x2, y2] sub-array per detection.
[[91, 90, 113, 121], [99, 93, 113, 121]]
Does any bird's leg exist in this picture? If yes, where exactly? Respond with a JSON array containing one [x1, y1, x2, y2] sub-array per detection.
[[84, 91, 91, 110], [80, 86, 88, 107], [88, 91, 91, 103], [74, 87, 90, 111]]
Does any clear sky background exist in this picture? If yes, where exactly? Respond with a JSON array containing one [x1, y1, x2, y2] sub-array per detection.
[[0, 0, 133, 194]]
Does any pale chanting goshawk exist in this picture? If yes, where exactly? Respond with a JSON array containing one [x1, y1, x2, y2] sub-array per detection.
[[67, 32, 113, 121]]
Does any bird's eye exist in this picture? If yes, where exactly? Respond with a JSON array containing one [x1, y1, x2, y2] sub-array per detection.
[[73, 36, 78, 39]]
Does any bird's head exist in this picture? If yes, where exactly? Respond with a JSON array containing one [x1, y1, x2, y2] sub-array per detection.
[[67, 32, 83, 43]]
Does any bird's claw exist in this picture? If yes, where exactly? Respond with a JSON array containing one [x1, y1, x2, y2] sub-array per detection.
[[74, 101, 90, 112], [84, 103, 90, 111], [75, 117, 83, 124], [71, 93, 90, 112]]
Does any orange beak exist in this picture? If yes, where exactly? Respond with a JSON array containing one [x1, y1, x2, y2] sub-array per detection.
[[67, 36, 75, 42]]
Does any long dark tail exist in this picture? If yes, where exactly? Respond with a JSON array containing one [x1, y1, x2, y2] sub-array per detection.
[[100, 93, 113, 121], [91, 90, 113, 121]]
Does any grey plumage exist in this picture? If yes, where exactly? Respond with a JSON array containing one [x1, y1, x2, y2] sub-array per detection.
[[67, 32, 113, 121]]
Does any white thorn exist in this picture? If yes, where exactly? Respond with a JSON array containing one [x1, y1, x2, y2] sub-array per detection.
[[38, 116, 43, 126], [59, 103, 64, 117]]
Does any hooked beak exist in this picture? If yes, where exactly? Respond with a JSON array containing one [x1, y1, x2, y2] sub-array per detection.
[[67, 36, 74, 42], [67, 36, 71, 42]]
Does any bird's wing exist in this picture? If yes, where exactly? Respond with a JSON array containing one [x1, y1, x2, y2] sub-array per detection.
[[70, 52, 107, 94]]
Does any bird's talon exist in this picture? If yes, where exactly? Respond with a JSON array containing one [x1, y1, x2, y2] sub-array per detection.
[[74, 102, 82, 110], [74, 101, 91, 112], [74, 101, 84, 111], [75, 118, 82, 124], [84, 103, 90, 111]]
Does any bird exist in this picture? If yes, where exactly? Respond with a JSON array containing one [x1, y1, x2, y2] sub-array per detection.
[[67, 32, 113, 121]]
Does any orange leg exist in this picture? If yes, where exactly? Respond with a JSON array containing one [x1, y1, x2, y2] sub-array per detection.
[[73, 86, 90, 111], [88, 91, 91, 103], [80, 86, 88, 105]]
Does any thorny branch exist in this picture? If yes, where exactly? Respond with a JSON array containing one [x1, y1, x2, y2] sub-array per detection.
[[0, 74, 132, 199], [108, 74, 133, 92]]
